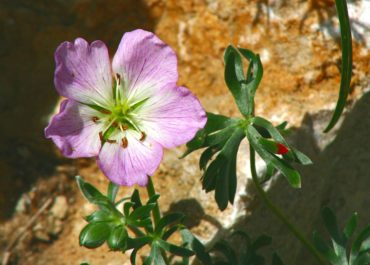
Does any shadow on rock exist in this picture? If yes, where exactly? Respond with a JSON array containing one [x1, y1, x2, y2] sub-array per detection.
[[0, 0, 156, 220], [231, 92, 370, 265]]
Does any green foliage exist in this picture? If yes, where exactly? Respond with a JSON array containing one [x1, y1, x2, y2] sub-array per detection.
[[184, 47, 312, 211], [324, 0, 352, 132], [76, 177, 194, 264], [313, 207, 370, 265], [181, 229, 285, 265], [183, 112, 244, 210], [224, 45, 263, 116]]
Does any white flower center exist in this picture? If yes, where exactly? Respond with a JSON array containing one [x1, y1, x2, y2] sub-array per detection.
[[91, 74, 147, 148]]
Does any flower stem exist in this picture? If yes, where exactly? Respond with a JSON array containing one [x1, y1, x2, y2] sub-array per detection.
[[146, 177, 170, 265], [146, 177, 161, 227], [249, 145, 327, 265]]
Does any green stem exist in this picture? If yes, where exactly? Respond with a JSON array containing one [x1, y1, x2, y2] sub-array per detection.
[[128, 224, 146, 237], [146, 177, 161, 227], [146, 177, 170, 265], [249, 145, 327, 265]]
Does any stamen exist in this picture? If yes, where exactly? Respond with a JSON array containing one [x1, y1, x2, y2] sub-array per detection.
[[125, 116, 140, 132], [121, 137, 128, 148], [106, 139, 117, 144], [116, 73, 121, 86], [102, 118, 117, 135], [92, 116, 99, 123], [140, 132, 146, 142], [112, 121, 118, 127], [100, 109, 112, 115], [122, 124, 129, 130], [99, 132, 104, 142]]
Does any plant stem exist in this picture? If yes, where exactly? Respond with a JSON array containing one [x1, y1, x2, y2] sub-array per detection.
[[249, 145, 327, 265], [146, 177, 161, 227], [146, 177, 170, 265]]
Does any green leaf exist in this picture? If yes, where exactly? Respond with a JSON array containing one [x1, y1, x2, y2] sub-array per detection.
[[182, 113, 239, 157], [130, 203, 156, 220], [162, 225, 180, 241], [85, 210, 118, 223], [252, 235, 272, 249], [130, 248, 139, 265], [155, 213, 184, 235], [152, 244, 166, 265], [251, 117, 312, 165], [107, 181, 119, 203], [289, 147, 313, 165], [321, 207, 347, 263], [205, 125, 238, 147], [344, 212, 358, 241], [127, 236, 152, 250], [107, 225, 128, 251], [147, 194, 160, 204], [321, 207, 344, 245], [76, 176, 108, 205], [224, 45, 249, 116], [202, 158, 220, 192], [252, 117, 289, 145], [199, 146, 219, 170], [180, 229, 212, 265], [212, 240, 238, 265], [246, 125, 301, 188], [206, 128, 244, 210], [79, 222, 111, 249], [133, 218, 152, 227], [352, 254, 370, 265], [312, 231, 339, 264], [238, 48, 264, 115], [272, 253, 285, 265], [130, 189, 142, 208], [351, 224, 370, 260], [157, 239, 194, 257], [324, 0, 352, 132], [124, 202, 135, 216]]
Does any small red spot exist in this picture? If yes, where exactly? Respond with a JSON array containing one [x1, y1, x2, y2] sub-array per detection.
[[277, 143, 289, 155]]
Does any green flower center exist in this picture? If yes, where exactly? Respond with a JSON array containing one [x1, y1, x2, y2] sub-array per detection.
[[90, 74, 148, 147]]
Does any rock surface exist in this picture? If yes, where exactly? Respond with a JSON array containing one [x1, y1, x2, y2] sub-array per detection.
[[0, 0, 369, 264]]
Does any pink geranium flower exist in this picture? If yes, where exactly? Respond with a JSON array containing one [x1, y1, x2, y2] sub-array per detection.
[[45, 29, 206, 186]]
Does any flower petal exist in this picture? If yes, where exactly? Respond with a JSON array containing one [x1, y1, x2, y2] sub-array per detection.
[[54, 38, 114, 107], [97, 130, 163, 186], [112, 29, 178, 101], [137, 86, 207, 149], [45, 99, 104, 158]]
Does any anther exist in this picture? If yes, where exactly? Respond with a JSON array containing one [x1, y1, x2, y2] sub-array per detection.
[[121, 137, 128, 148], [140, 132, 146, 142], [112, 121, 118, 127], [106, 139, 117, 144], [99, 132, 104, 142], [100, 109, 112, 115], [92, 116, 99, 123], [122, 124, 129, 130], [116, 73, 121, 86]]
